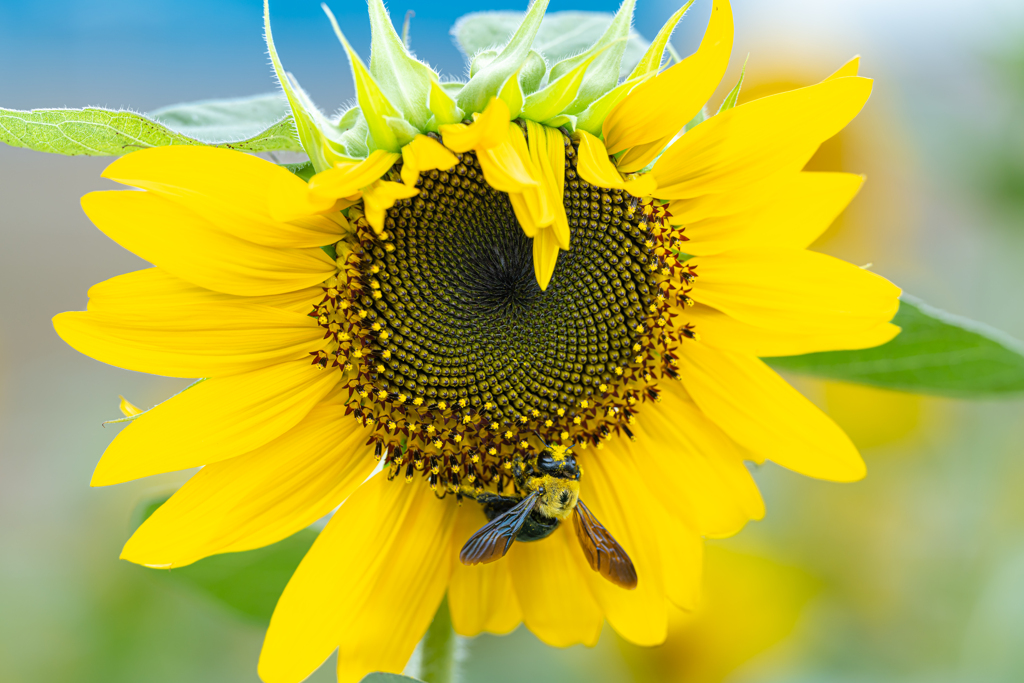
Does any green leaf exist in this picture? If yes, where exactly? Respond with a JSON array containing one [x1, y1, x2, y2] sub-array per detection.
[[148, 93, 295, 145], [283, 160, 315, 181], [453, 9, 650, 80], [360, 674, 422, 683], [0, 102, 302, 157], [139, 498, 316, 622], [767, 296, 1024, 397]]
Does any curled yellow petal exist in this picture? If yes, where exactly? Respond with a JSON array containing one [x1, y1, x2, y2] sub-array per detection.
[[400, 135, 458, 187], [532, 228, 561, 291], [476, 131, 537, 194], [441, 99, 537, 194], [361, 180, 419, 234], [439, 97, 511, 152], [308, 150, 401, 204], [575, 130, 657, 197], [575, 129, 625, 188], [510, 123, 553, 232]]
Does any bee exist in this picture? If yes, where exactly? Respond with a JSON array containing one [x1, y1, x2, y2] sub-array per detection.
[[459, 444, 638, 589]]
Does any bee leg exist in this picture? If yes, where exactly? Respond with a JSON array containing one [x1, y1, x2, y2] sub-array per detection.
[[476, 492, 522, 522]]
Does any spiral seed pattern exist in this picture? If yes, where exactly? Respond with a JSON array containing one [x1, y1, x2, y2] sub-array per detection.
[[311, 132, 701, 496], [361, 139, 653, 419]]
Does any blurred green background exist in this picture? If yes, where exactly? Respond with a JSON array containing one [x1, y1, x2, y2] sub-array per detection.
[[3, 1, 1024, 681]]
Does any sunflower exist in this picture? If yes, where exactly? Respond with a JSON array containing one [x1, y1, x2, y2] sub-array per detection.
[[53, 0, 901, 680]]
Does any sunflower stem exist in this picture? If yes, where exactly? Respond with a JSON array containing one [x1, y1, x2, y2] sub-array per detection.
[[418, 597, 457, 683]]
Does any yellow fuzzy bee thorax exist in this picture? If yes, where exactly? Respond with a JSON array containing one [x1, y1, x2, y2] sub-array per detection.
[[529, 474, 581, 521]]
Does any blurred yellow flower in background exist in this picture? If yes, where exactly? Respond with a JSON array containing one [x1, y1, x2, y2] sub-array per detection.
[[619, 546, 819, 683]]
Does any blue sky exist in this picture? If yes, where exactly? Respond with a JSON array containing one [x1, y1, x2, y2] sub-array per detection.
[[0, 0, 709, 112]]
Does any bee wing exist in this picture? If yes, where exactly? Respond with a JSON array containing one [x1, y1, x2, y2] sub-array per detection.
[[459, 490, 541, 566], [572, 499, 638, 589]]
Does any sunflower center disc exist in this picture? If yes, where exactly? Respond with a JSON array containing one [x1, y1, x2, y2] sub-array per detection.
[[359, 139, 654, 421]]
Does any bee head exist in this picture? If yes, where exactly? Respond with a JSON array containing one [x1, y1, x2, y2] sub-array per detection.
[[536, 445, 578, 478]]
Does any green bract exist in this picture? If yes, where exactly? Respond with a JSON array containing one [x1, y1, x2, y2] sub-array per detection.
[[262, 0, 687, 166]]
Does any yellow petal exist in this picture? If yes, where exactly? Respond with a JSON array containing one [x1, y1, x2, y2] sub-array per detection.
[[101, 146, 346, 248], [528, 121, 570, 249], [307, 150, 401, 204], [653, 76, 873, 199], [509, 523, 603, 648], [689, 248, 901, 334], [615, 133, 674, 174], [574, 130, 657, 195], [532, 226, 562, 291], [82, 190, 335, 296], [677, 173, 864, 254], [678, 342, 866, 481], [507, 124, 553, 230], [666, 167, 792, 225], [652, 495, 703, 611], [53, 303, 321, 378], [624, 173, 658, 197], [604, 0, 733, 155], [91, 360, 340, 485], [258, 477, 456, 683], [477, 141, 538, 193], [268, 171, 343, 223], [361, 180, 420, 234], [826, 55, 861, 80], [448, 504, 523, 637], [577, 451, 668, 646], [441, 99, 536, 194], [121, 401, 375, 568], [575, 129, 629, 188], [85, 268, 321, 316], [684, 303, 901, 356], [627, 382, 765, 537], [400, 135, 459, 187], [440, 97, 510, 152]]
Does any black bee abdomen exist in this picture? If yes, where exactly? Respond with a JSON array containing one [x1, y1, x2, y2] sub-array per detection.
[[515, 511, 560, 542]]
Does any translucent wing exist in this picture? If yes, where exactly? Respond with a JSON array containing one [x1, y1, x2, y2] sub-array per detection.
[[459, 490, 541, 565], [572, 499, 638, 589]]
